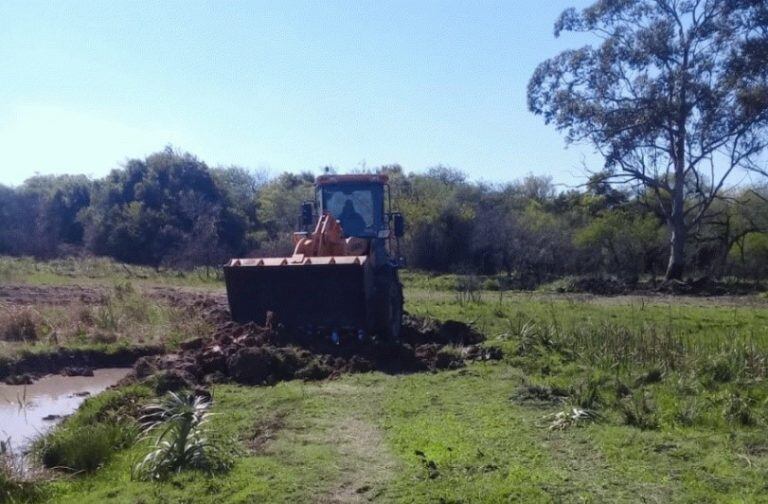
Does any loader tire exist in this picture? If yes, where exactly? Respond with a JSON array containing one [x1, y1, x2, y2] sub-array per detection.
[[376, 272, 403, 341]]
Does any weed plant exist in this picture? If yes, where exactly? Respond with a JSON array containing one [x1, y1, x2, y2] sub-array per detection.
[[133, 391, 235, 481]]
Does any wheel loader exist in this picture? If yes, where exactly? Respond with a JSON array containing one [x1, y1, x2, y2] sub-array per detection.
[[224, 174, 405, 340]]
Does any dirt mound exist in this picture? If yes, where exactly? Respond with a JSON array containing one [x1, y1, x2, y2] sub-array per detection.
[[544, 276, 630, 295], [652, 277, 761, 296], [133, 311, 501, 388]]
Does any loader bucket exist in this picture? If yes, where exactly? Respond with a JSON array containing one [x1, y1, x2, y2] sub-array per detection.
[[224, 256, 373, 330]]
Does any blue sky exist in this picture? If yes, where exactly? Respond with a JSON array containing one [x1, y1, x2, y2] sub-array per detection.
[[0, 0, 599, 187]]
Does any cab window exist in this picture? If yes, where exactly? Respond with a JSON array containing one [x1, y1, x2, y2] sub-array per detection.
[[320, 184, 383, 237]]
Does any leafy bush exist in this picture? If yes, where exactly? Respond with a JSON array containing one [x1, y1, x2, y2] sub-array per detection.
[[133, 391, 235, 481]]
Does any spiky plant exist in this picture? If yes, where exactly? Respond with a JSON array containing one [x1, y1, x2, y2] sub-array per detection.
[[133, 391, 228, 481]]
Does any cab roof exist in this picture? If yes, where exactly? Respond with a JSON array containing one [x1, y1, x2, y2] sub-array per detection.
[[315, 174, 389, 186]]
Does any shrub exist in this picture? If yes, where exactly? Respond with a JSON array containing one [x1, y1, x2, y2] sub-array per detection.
[[482, 277, 501, 291]]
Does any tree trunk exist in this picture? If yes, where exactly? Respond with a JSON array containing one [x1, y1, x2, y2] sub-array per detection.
[[665, 222, 686, 280], [666, 128, 687, 281], [665, 170, 687, 281]]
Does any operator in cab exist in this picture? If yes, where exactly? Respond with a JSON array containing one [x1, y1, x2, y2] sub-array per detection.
[[338, 199, 366, 236]]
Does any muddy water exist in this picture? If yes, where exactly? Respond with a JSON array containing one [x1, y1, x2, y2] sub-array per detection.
[[0, 368, 131, 453]]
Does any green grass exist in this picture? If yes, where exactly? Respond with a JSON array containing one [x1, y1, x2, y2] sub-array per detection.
[[0, 256, 223, 287], [6, 261, 768, 502], [40, 366, 768, 503]]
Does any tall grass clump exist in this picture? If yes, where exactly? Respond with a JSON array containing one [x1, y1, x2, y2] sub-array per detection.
[[1, 439, 45, 502], [0, 307, 40, 342], [33, 386, 149, 474], [133, 391, 235, 481], [509, 313, 768, 429], [0, 468, 40, 503], [35, 422, 137, 473], [94, 282, 156, 330], [511, 317, 768, 381], [620, 391, 660, 430], [455, 274, 483, 304]]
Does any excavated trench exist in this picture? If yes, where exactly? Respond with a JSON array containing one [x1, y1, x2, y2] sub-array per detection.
[[0, 284, 502, 387]]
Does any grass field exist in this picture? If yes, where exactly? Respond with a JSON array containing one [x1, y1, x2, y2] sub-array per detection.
[[3, 257, 768, 503]]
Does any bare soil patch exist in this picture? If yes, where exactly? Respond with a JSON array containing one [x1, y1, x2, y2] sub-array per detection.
[[320, 417, 398, 503], [0, 284, 107, 306]]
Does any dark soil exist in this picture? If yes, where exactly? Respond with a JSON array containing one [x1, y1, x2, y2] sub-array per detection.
[[134, 313, 501, 389], [0, 346, 163, 383], [134, 288, 501, 388]]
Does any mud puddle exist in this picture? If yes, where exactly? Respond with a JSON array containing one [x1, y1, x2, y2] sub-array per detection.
[[0, 368, 131, 454]]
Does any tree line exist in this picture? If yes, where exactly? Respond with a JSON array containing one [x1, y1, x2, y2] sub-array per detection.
[[2, 1, 767, 287], [1, 147, 767, 287]]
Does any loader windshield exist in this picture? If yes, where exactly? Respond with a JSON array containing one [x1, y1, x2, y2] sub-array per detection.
[[320, 183, 384, 237]]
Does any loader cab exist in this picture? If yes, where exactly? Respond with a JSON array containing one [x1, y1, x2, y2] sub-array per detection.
[[315, 175, 388, 238]]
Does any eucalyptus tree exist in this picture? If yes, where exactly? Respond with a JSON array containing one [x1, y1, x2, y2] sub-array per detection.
[[529, 0, 768, 279]]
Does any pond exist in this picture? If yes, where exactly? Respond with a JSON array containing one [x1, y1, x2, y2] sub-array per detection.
[[0, 368, 132, 456]]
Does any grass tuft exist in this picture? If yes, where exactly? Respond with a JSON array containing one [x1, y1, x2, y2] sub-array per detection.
[[620, 391, 659, 430]]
